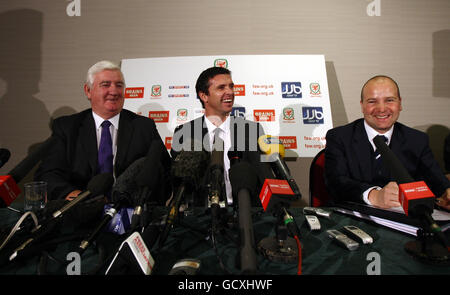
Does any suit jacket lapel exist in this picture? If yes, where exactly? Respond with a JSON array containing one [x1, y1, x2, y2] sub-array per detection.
[[389, 123, 406, 160], [115, 111, 133, 174], [79, 112, 98, 174], [353, 120, 374, 182]]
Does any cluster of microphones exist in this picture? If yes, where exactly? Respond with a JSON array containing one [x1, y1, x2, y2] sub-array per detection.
[[0, 133, 448, 274]]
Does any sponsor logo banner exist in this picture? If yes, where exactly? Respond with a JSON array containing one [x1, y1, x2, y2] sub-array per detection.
[[151, 85, 162, 98], [149, 111, 169, 123], [302, 107, 324, 124], [281, 82, 302, 98], [254, 109, 275, 122], [233, 84, 245, 96], [125, 87, 144, 99], [279, 136, 297, 149]]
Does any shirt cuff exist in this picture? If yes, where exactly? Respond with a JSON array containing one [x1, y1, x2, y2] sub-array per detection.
[[362, 186, 381, 205]]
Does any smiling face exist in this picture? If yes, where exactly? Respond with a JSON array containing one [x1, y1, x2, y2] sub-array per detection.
[[199, 74, 235, 123], [360, 77, 402, 134], [84, 69, 125, 119]]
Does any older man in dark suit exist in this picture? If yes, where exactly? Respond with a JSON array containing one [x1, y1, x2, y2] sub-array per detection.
[[324, 75, 450, 210], [35, 60, 170, 204]]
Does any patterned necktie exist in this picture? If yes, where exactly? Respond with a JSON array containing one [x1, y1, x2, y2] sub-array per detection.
[[373, 135, 388, 180], [212, 128, 224, 152], [98, 120, 113, 174]]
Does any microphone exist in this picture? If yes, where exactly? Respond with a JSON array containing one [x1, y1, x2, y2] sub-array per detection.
[[0, 136, 56, 208], [130, 140, 166, 232], [372, 135, 435, 216], [228, 153, 258, 274], [373, 136, 449, 261], [8, 173, 114, 261], [158, 149, 210, 249], [0, 148, 10, 169], [78, 196, 129, 253], [52, 172, 114, 218], [257, 135, 302, 199], [208, 149, 225, 232]]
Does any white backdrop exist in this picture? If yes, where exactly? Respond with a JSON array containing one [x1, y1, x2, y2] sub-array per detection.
[[121, 55, 332, 157]]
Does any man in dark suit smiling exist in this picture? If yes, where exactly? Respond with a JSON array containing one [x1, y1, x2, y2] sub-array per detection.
[[35, 60, 170, 203], [324, 75, 450, 210]]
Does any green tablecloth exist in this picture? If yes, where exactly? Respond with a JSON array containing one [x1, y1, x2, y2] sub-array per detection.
[[0, 205, 449, 275]]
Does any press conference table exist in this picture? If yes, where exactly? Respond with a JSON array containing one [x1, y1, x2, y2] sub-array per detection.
[[0, 205, 449, 275]]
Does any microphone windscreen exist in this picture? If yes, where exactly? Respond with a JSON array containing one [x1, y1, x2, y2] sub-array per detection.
[[373, 136, 414, 183], [111, 157, 146, 202], [257, 135, 286, 158], [0, 148, 11, 168], [87, 173, 114, 196], [229, 161, 258, 196], [136, 139, 167, 188], [171, 151, 210, 188]]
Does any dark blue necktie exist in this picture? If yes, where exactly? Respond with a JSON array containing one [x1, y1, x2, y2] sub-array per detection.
[[98, 120, 113, 174]]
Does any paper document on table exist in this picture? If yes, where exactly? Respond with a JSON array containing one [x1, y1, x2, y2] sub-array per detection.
[[333, 207, 419, 236], [334, 205, 450, 237]]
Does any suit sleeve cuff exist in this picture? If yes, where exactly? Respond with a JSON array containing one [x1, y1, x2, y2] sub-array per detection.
[[362, 186, 381, 205]]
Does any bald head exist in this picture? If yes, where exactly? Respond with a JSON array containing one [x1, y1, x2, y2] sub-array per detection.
[[361, 75, 401, 102]]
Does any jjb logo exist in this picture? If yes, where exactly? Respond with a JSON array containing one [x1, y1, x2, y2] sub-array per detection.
[[214, 59, 228, 68], [302, 107, 324, 124], [281, 82, 302, 98]]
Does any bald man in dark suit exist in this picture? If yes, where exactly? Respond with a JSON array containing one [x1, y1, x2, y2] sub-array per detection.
[[324, 75, 450, 210]]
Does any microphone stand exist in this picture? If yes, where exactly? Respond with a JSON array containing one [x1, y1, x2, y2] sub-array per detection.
[[404, 208, 449, 264], [257, 204, 299, 263]]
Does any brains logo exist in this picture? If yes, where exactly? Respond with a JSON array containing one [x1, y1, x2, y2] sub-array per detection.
[[214, 59, 228, 68], [124, 87, 144, 99], [281, 82, 302, 98]]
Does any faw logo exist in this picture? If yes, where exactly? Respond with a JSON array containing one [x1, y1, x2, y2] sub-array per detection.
[[149, 111, 169, 123], [214, 59, 228, 68], [177, 108, 188, 121], [283, 107, 295, 121], [309, 83, 321, 96], [124, 87, 144, 99], [151, 85, 162, 98]]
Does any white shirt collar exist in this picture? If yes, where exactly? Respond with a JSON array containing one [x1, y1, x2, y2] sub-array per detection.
[[92, 111, 120, 130], [364, 120, 394, 151], [204, 115, 231, 139]]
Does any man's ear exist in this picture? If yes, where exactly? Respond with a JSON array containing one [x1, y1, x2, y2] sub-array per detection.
[[84, 84, 91, 100], [199, 91, 208, 105]]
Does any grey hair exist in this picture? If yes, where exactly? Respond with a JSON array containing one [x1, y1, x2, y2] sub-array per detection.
[[85, 60, 122, 87]]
